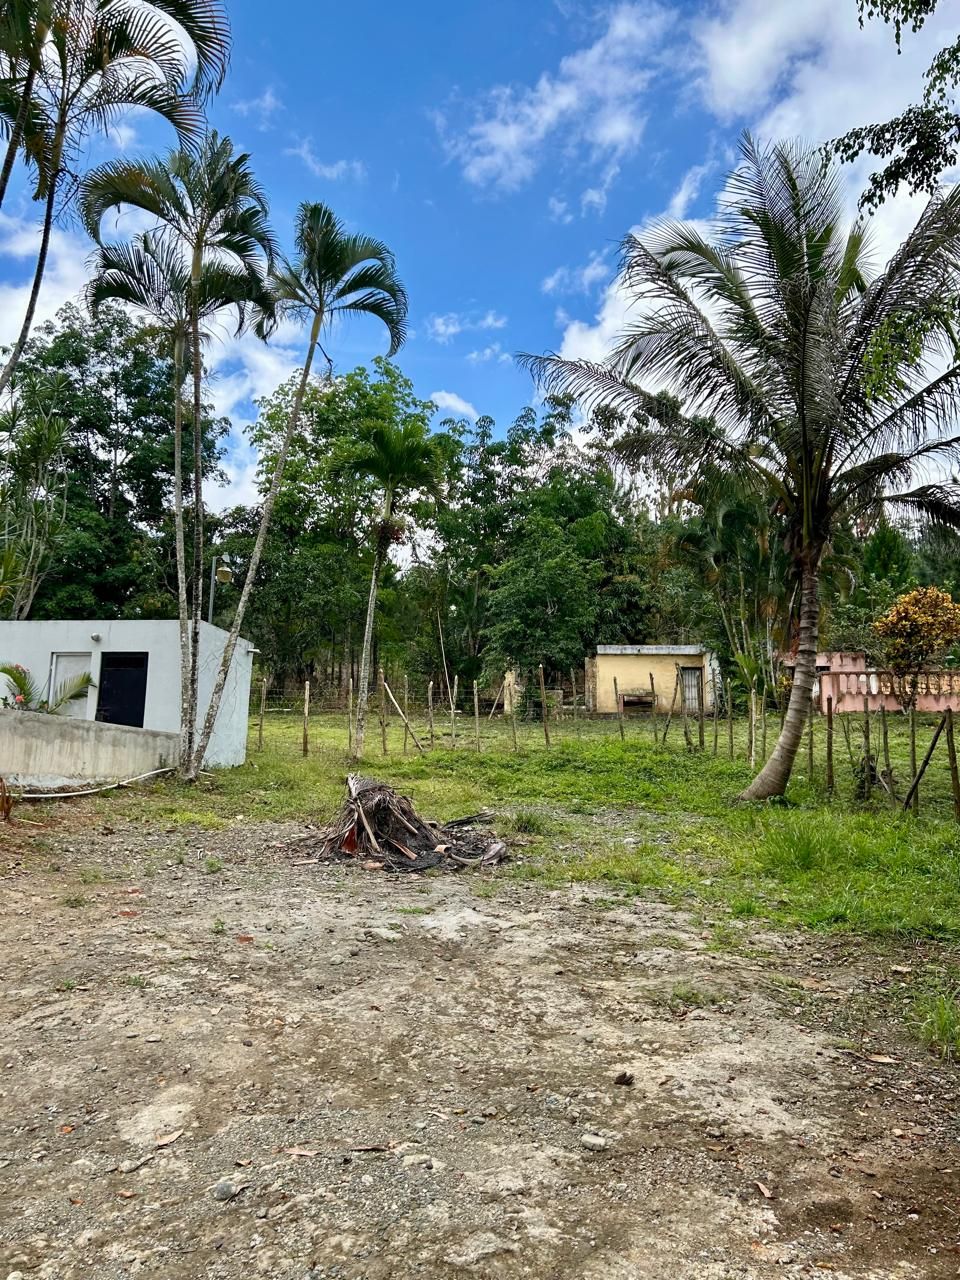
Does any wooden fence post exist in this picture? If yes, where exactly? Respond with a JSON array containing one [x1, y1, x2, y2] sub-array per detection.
[[348, 676, 354, 756], [613, 677, 625, 742], [379, 667, 388, 756], [257, 678, 266, 752], [862, 694, 871, 792], [807, 696, 814, 778], [947, 707, 960, 822], [570, 667, 581, 739], [403, 675, 409, 755], [826, 695, 834, 795], [538, 664, 551, 748], [909, 707, 919, 814], [902, 712, 947, 811], [726, 680, 734, 759], [427, 679, 435, 748], [473, 680, 481, 751], [650, 673, 659, 746], [487, 680, 505, 720], [711, 671, 719, 756], [880, 702, 894, 805], [451, 675, 458, 749], [747, 681, 755, 768], [697, 667, 705, 750], [661, 670, 680, 744], [382, 678, 426, 754], [760, 682, 768, 762], [302, 680, 310, 757], [508, 676, 519, 752]]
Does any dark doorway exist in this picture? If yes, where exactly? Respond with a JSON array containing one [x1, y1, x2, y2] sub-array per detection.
[[96, 652, 149, 728]]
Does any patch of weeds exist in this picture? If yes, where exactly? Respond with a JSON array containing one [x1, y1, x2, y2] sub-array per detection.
[[55, 978, 76, 992], [708, 921, 740, 951], [508, 808, 550, 836], [661, 981, 722, 1014], [79, 867, 104, 885], [164, 810, 229, 831], [729, 895, 762, 919], [471, 879, 500, 899], [143, 863, 157, 879], [203, 857, 223, 875], [212, 917, 226, 935], [124, 975, 148, 990], [590, 896, 621, 912], [62, 894, 88, 908], [646, 932, 689, 950], [175, 851, 185, 866], [913, 987, 960, 1060], [395, 906, 431, 916]]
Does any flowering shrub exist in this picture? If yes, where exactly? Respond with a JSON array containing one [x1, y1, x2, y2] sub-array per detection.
[[873, 587, 960, 706]]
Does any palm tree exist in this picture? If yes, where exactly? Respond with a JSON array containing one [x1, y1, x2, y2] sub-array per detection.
[[80, 133, 275, 768], [191, 201, 408, 777], [0, 0, 230, 394], [86, 229, 262, 762], [523, 134, 960, 799], [343, 419, 444, 758], [1, 660, 93, 712]]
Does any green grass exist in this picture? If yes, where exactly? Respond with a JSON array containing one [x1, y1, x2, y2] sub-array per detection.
[[90, 709, 960, 943], [913, 987, 960, 1060], [203, 857, 223, 875]]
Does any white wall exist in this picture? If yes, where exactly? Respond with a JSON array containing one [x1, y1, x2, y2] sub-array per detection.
[[0, 620, 254, 768], [0, 707, 179, 788]]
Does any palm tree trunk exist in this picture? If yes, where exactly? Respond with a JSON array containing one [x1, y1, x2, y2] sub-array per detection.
[[0, 60, 38, 214], [187, 317, 323, 777], [171, 340, 191, 770], [740, 558, 820, 800], [180, 286, 203, 775], [353, 490, 393, 759], [0, 171, 57, 396]]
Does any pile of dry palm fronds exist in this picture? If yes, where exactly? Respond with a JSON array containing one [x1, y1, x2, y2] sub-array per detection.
[[292, 775, 507, 873]]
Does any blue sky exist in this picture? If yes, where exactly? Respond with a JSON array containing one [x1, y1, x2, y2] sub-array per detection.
[[0, 0, 955, 505]]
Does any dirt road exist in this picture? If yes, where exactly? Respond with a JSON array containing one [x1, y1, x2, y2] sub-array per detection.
[[1, 818, 957, 1278]]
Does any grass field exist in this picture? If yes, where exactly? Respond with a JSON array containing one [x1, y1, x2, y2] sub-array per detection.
[[91, 704, 960, 946]]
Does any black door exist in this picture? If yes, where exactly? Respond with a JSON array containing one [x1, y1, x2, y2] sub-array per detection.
[[96, 652, 149, 727]]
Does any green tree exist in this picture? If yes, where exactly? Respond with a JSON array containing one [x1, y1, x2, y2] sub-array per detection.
[[831, 1, 960, 207], [524, 134, 960, 799], [0, 1, 231, 394], [334, 367, 443, 758], [192, 202, 408, 778], [80, 132, 275, 769]]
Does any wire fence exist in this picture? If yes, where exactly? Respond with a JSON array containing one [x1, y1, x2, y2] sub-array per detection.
[[248, 670, 960, 821]]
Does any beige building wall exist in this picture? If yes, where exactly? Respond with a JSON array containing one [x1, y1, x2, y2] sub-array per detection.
[[589, 651, 714, 714]]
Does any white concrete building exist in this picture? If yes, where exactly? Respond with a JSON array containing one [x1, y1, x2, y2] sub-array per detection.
[[0, 619, 255, 769]]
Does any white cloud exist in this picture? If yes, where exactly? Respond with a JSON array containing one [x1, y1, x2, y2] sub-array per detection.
[[285, 139, 366, 182], [439, 2, 673, 192], [665, 159, 715, 219], [0, 214, 90, 350], [542, 251, 610, 296], [426, 309, 508, 344], [232, 86, 284, 131], [431, 390, 479, 420], [548, 195, 574, 224], [467, 342, 512, 366]]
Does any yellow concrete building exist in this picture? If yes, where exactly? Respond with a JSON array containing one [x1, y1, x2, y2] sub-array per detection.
[[585, 645, 717, 715]]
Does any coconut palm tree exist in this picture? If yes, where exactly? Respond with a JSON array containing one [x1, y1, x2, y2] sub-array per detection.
[[0, 0, 231, 395], [523, 134, 960, 799], [80, 132, 275, 767], [191, 201, 408, 777], [86, 229, 263, 762], [341, 419, 444, 758]]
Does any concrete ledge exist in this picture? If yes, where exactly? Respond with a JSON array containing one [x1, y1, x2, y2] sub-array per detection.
[[0, 708, 179, 788]]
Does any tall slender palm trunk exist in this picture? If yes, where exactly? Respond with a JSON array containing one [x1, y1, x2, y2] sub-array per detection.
[[171, 341, 192, 769], [0, 171, 57, 396], [740, 558, 820, 800], [353, 490, 393, 759], [187, 318, 323, 778], [0, 60, 38, 214], [181, 297, 204, 775]]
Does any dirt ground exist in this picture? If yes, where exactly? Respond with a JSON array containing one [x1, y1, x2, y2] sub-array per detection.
[[1, 814, 959, 1280]]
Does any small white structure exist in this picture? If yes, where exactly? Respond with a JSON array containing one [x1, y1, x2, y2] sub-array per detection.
[[0, 619, 255, 782], [585, 644, 720, 715]]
